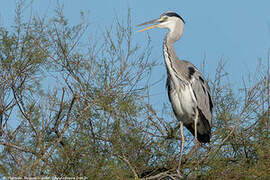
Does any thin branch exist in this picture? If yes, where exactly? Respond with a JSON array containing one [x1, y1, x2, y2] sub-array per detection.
[[117, 154, 139, 179], [0, 141, 37, 156]]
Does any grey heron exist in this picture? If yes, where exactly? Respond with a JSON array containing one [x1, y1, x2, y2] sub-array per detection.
[[137, 12, 213, 143]]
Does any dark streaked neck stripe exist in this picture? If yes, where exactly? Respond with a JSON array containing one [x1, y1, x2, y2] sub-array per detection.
[[163, 35, 187, 84]]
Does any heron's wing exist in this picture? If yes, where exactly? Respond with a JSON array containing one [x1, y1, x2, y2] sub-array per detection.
[[172, 60, 213, 121], [190, 66, 213, 125], [168, 59, 213, 142]]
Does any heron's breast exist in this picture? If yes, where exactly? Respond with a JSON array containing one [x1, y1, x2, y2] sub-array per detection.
[[169, 84, 196, 123]]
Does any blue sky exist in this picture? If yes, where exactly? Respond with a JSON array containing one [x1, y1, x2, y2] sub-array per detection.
[[1, 0, 269, 75], [1, 0, 270, 115]]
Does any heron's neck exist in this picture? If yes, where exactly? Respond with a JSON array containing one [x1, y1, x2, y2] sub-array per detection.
[[163, 32, 179, 67], [163, 21, 183, 59]]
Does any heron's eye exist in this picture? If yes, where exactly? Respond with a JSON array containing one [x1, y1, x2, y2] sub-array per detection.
[[159, 16, 168, 22]]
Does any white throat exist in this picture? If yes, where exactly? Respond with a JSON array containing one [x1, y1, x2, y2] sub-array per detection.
[[166, 19, 184, 42]]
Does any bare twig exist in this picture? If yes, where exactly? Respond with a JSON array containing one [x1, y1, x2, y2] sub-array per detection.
[[117, 154, 139, 179]]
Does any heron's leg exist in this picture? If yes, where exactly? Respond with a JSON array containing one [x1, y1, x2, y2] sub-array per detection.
[[178, 121, 185, 172], [194, 108, 200, 167], [194, 108, 199, 143], [195, 109, 198, 141]]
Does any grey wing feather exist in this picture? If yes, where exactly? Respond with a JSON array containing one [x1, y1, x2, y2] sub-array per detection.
[[190, 67, 213, 125]]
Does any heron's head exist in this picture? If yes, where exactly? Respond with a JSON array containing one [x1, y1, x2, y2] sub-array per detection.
[[137, 12, 185, 39]]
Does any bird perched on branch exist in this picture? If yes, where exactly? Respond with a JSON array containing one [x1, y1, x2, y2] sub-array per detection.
[[137, 12, 213, 143]]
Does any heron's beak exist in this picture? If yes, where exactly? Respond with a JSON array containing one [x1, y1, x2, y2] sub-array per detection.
[[137, 18, 161, 32]]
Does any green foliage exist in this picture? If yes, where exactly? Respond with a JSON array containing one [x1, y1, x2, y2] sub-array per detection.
[[0, 1, 269, 179]]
